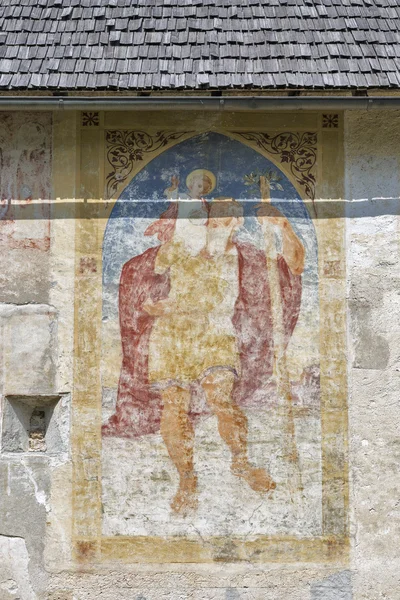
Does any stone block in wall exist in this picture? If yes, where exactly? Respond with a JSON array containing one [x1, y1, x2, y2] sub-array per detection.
[[0, 248, 50, 305], [0, 304, 57, 395], [346, 198, 400, 371], [349, 299, 390, 370]]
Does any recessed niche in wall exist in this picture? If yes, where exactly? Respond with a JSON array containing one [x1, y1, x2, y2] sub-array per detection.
[[0, 394, 70, 455]]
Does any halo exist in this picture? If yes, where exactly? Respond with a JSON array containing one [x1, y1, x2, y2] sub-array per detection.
[[186, 169, 217, 194]]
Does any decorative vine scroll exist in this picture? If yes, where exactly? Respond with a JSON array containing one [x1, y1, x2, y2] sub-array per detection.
[[234, 131, 317, 205], [105, 130, 191, 198]]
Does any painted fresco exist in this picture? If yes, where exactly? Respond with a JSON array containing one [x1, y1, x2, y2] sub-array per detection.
[[0, 113, 51, 251], [101, 132, 321, 537]]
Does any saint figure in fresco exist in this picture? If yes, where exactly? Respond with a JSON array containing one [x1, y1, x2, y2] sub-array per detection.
[[102, 169, 305, 515]]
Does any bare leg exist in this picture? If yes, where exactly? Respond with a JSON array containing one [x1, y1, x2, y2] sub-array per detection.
[[202, 370, 276, 493], [160, 385, 198, 514]]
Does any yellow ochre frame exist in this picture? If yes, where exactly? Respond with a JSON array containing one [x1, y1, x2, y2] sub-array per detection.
[[61, 109, 348, 565]]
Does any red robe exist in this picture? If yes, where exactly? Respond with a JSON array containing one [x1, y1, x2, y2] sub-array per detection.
[[102, 210, 302, 438]]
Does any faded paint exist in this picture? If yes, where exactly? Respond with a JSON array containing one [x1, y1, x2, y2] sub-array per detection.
[[101, 132, 321, 536], [0, 112, 51, 252], [0, 113, 52, 304]]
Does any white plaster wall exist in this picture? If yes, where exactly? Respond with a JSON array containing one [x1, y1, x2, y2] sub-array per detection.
[[345, 109, 400, 600]]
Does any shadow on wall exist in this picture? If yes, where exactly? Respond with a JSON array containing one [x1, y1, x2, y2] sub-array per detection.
[[2, 197, 400, 221], [226, 590, 241, 600], [311, 571, 352, 600]]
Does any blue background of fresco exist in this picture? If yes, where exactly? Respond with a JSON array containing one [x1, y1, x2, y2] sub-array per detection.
[[102, 132, 317, 320]]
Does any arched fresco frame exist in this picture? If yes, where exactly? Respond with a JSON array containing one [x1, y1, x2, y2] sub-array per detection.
[[69, 110, 348, 566], [101, 128, 315, 218]]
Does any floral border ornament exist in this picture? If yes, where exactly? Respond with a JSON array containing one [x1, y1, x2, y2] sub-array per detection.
[[322, 114, 339, 129], [105, 130, 191, 198], [234, 131, 317, 206], [82, 112, 100, 127]]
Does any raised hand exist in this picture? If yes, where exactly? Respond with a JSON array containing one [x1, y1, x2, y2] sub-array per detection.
[[167, 175, 179, 193]]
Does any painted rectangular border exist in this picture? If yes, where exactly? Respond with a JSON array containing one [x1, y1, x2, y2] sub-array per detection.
[[64, 110, 348, 565]]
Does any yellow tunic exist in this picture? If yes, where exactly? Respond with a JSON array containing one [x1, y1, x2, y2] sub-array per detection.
[[148, 240, 239, 385]]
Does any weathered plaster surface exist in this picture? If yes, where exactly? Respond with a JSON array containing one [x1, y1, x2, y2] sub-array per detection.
[[345, 109, 400, 599], [0, 110, 398, 599], [45, 566, 352, 600], [0, 112, 73, 600], [0, 457, 50, 598], [0, 535, 36, 600]]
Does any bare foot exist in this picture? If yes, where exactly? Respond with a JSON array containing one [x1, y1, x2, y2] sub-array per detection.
[[231, 463, 276, 493], [171, 476, 198, 515]]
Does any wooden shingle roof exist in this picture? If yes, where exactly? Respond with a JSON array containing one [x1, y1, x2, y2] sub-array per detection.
[[1, 0, 400, 91]]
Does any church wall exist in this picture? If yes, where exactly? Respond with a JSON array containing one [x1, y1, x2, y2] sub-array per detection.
[[0, 108, 397, 600]]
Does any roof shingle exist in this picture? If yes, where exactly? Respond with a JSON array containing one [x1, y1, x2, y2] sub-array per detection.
[[1, 0, 400, 91]]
